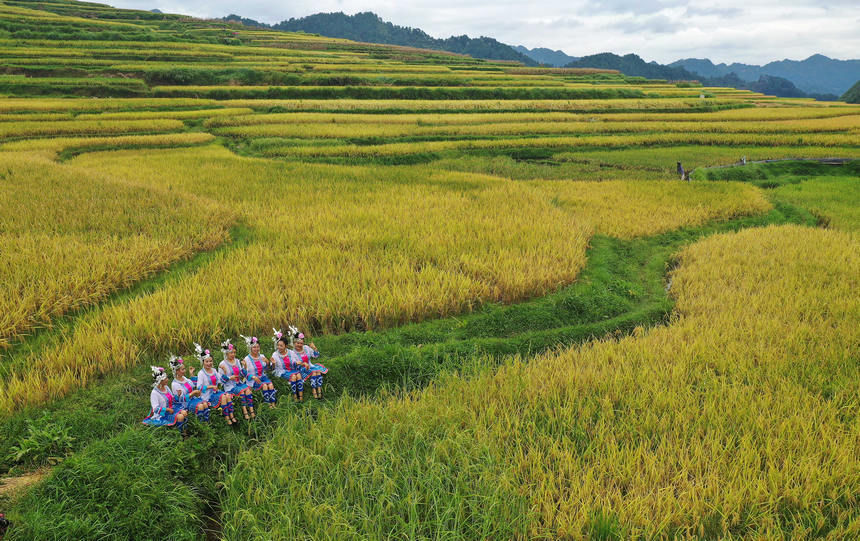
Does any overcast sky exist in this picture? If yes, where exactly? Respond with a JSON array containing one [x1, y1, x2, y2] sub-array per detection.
[[108, 0, 859, 65]]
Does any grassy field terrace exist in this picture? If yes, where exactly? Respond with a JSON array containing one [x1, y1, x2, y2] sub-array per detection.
[[0, 0, 858, 539]]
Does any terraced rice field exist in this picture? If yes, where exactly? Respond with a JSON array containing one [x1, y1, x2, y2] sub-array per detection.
[[0, 1, 857, 539]]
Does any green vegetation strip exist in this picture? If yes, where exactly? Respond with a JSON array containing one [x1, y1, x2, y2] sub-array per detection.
[[152, 86, 647, 100], [696, 158, 860, 187], [0, 191, 819, 540]]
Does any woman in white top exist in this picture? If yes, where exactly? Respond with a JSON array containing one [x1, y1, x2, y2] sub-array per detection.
[[286, 325, 328, 401], [195, 344, 237, 425], [241, 334, 277, 409], [219, 339, 255, 420], [272, 329, 303, 401], [142, 365, 188, 432], [170, 356, 211, 423]]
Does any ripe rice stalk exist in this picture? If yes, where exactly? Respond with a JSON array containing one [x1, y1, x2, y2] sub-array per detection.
[[219, 225, 860, 539]]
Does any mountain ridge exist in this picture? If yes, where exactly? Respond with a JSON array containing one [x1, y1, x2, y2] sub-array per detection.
[[222, 11, 852, 99], [669, 55, 860, 96], [224, 12, 537, 66], [513, 45, 578, 67], [566, 53, 838, 100]]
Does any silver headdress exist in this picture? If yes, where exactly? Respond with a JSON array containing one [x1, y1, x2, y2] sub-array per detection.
[[151, 365, 168, 387], [240, 334, 260, 348], [287, 325, 304, 346], [272, 328, 284, 346], [168, 355, 184, 375], [220, 339, 234, 357], [194, 342, 212, 363]]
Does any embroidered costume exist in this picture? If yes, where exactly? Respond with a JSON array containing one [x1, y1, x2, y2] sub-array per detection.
[[220, 339, 254, 412], [271, 349, 287, 377], [243, 355, 272, 390], [239, 334, 278, 404], [244, 354, 277, 404], [195, 343, 235, 422], [142, 366, 186, 430], [286, 347, 327, 384], [169, 355, 210, 423], [286, 325, 328, 395], [219, 343, 249, 394], [272, 328, 300, 380]]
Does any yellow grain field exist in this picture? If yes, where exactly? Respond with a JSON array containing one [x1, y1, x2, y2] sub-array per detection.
[[528, 179, 772, 238], [0, 132, 216, 159], [0, 142, 772, 414], [262, 132, 860, 158], [213, 115, 860, 139], [221, 224, 860, 538], [0, 151, 235, 346], [0, 119, 184, 139]]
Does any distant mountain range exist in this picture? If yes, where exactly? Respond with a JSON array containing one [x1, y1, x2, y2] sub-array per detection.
[[565, 53, 694, 81], [224, 12, 538, 66], [223, 11, 857, 100], [670, 55, 860, 97], [565, 53, 839, 100], [513, 46, 578, 67]]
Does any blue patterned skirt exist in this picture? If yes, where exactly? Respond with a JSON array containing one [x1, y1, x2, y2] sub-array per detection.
[[206, 390, 228, 405], [184, 395, 208, 411], [279, 364, 328, 381], [224, 380, 248, 394], [248, 374, 273, 390], [297, 363, 328, 381], [278, 369, 303, 380], [142, 409, 182, 427]]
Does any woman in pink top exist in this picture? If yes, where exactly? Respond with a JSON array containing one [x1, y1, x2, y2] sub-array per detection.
[[219, 339, 255, 420], [142, 365, 188, 432]]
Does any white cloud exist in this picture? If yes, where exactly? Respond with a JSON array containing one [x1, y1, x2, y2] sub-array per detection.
[[608, 14, 680, 35], [107, 0, 860, 64]]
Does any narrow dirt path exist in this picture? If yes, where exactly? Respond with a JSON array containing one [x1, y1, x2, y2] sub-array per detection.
[[0, 469, 49, 499]]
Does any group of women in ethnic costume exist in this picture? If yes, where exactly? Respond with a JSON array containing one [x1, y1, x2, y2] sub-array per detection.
[[142, 327, 328, 431], [272, 325, 328, 401]]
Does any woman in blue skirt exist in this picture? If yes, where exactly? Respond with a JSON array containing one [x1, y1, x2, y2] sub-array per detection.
[[286, 325, 328, 400], [220, 339, 255, 420], [241, 334, 277, 408], [170, 355, 211, 423], [195, 344, 237, 426], [271, 328, 304, 401], [142, 365, 188, 432]]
